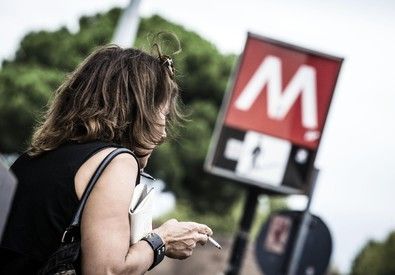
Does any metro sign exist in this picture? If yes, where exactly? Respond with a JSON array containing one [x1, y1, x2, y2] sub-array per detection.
[[205, 33, 343, 194], [225, 38, 341, 149]]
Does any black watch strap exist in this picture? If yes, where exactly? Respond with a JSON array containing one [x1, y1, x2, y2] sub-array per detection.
[[142, 232, 166, 270]]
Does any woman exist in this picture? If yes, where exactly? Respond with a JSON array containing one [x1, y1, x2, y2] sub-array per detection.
[[0, 44, 213, 274]]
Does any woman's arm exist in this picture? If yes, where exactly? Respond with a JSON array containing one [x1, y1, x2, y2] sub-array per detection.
[[75, 149, 213, 274], [78, 150, 152, 274]]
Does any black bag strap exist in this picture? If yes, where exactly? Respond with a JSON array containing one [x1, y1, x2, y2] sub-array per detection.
[[61, 148, 138, 243]]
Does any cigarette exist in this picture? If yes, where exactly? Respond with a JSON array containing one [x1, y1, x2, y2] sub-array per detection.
[[208, 236, 222, 249]]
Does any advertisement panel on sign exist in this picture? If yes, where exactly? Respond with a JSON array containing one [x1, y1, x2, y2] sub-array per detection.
[[205, 33, 343, 194], [255, 211, 332, 275]]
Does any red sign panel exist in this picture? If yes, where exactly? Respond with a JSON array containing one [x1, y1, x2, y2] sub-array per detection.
[[205, 33, 343, 194], [224, 35, 342, 149]]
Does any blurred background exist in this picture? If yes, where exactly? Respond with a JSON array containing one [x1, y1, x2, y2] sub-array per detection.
[[1, 0, 394, 274]]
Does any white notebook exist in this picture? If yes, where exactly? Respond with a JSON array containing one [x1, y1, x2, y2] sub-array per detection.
[[129, 182, 154, 244]]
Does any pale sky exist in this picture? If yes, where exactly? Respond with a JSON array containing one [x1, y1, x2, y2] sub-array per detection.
[[1, 0, 395, 273]]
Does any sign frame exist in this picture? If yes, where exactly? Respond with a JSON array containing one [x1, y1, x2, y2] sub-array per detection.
[[204, 32, 343, 194]]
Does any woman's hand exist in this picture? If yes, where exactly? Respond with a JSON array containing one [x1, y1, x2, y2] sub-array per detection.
[[153, 219, 213, 259]]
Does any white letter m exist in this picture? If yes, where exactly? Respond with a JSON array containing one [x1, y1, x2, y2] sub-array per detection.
[[234, 55, 318, 129]]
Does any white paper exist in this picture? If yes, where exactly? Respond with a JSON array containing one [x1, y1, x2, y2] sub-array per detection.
[[129, 183, 154, 244]]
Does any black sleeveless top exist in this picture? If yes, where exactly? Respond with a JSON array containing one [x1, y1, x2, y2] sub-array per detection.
[[0, 141, 127, 273]]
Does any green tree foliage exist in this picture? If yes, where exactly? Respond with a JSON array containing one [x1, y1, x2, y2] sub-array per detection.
[[0, 8, 241, 214], [0, 64, 64, 152], [351, 230, 395, 275], [12, 9, 121, 71]]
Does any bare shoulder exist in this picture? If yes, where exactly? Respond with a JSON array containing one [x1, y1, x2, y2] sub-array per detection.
[[77, 148, 140, 271], [74, 147, 138, 200], [76, 146, 139, 233]]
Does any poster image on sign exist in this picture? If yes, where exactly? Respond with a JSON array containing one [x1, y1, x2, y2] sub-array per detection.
[[232, 131, 291, 186], [264, 215, 292, 254], [256, 211, 332, 275], [210, 126, 308, 194]]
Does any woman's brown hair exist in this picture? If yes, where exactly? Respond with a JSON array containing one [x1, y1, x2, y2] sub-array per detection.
[[28, 44, 181, 157]]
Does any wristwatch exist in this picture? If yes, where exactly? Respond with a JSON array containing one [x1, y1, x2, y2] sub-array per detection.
[[142, 232, 166, 270]]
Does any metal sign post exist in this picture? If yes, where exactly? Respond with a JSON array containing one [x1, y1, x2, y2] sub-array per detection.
[[225, 186, 261, 275], [286, 168, 319, 275], [112, 0, 142, 47]]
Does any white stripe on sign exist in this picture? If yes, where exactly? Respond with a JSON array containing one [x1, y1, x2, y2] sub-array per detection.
[[224, 138, 243, 161]]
